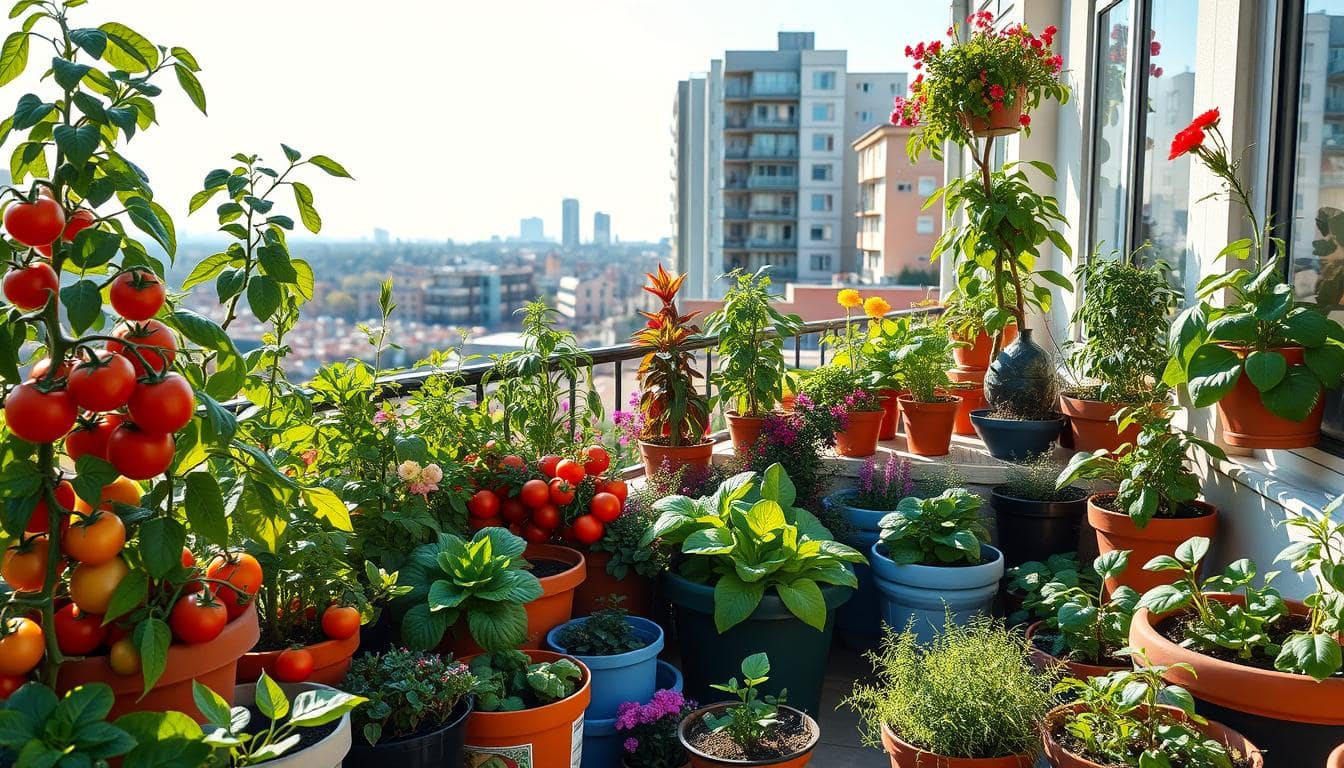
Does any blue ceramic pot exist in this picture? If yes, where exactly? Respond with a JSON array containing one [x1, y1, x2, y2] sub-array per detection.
[[581, 660, 683, 768], [546, 615, 664, 721], [869, 541, 1004, 643], [824, 490, 893, 649]]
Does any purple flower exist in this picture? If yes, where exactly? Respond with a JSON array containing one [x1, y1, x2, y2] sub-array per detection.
[[859, 456, 876, 494], [623, 737, 639, 753]]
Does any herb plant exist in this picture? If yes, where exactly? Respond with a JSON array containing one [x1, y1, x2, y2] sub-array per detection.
[[554, 599, 647, 656], [1005, 553, 1094, 626], [850, 457, 915, 511], [643, 464, 866, 631], [195, 671, 366, 766], [877, 488, 991, 566], [469, 650, 583, 712], [999, 453, 1087, 503], [1045, 551, 1138, 665], [0, 683, 165, 767], [1274, 495, 1344, 680], [632, 264, 710, 447], [894, 325, 961, 403], [703, 267, 803, 418], [343, 648, 477, 746], [615, 689, 696, 768], [702, 653, 784, 755], [941, 271, 1001, 342]]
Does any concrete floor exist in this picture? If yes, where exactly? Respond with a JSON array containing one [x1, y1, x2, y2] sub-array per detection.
[[813, 647, 890, 766]]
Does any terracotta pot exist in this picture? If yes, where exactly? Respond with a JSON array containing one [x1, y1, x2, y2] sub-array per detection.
[[1024, 621, 1126, 680], [463, 650, 593, 768], [1087, 495, 1217, 594], [439, 544, 586, 657], [626, 760, 691, 768], [1041, 702, 1263, 768], [639, 439, 715, 480], [1058, 395, 1140, 455], [571, 548, 653, 619], [878, 389, 905, 440], [680, 703, 819, 767], [835, 409, 884, 457], [1330, 743, 1344, 768], [966, 86, 1028, 137], [1130, 594, 1344, 726], [947, 368, 985, 436], [234, 680, 354, 767], [727, 411, 769, 455], [236, 629, 359, 685], [897, 395, 960, 456], [57, 602, 259, 722], [952, 325, 1017, 372], [781, 393, 796, 412], [881, 723, 1032, 768], [1216, 345, 1325, 449]]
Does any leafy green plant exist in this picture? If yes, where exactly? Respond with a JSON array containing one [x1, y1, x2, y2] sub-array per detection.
[[703, 267, 803, 417], [1052, 657, 1240, 768], [554, 598, 647, 656], [702, 653, 784, 754], [894, 324, 962, 403], [195, 671, 365, 766], [877, 488, 990, 566], [632, 264, 710, 447], [844, 615, 1055, 759], [395, 528, 543, 652], [1274, 494, 1344, 680], [797, 364, 876, 411], [999, 454, 1087, 503], [1044, 551, 1138, 665], [642, 464, 866, 631], [1005, 553, 1093, 626], [469, 650, 582, 712], [343, 648, 477, 746], [860, 313, 915, 393], [940, 272, 1002, 342]]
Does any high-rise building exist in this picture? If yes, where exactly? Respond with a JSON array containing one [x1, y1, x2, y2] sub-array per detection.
[[593, 211, 611, 245], [373, 227, 390, 245], [423, 263, 536, 327], [562, 198, 580, 249], [672, 32, 904, 297], [852, 124, 944, 284], [519, 216, 545, 242]]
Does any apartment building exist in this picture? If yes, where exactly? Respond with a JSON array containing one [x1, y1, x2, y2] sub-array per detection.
[[852, 124, 944, 284], [672, 32, 903, 298], [561, 198, 580, 250], [593, 211, 611, 245], [423, 263, 536, 327]]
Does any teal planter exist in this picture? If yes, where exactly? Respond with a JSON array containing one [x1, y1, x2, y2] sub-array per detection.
[[581, 660, 682, 768], [545, 616, 664, 720], [662, 571, 851, 716], [870, 541, 1004, 643], [824, 491, 890, 649]]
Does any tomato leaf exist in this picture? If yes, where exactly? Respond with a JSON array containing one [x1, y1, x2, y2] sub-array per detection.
[[103, 570, 148, 623], [182, 472, 229, 548], [98, 22, 158, 72], [60, 279, 102, 334], [138, 517, 187, 579], [134, 617, 172, 696], [72, 455, 118, 507], [52, 123, 99, 167], [245, 275, 281, 322]]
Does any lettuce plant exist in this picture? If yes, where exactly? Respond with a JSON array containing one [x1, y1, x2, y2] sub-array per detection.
[[469, 650, 582, 712], [877, 488, 990, 566]]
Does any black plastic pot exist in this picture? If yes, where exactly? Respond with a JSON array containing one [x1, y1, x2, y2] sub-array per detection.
[[355, 612, 397, 656], [345, 696, 471, 768], [970, 408, 1064, 461], [991, 486, 1088, 567]]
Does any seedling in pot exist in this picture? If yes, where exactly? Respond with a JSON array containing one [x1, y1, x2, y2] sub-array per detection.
[[703, 653, 785, 754]]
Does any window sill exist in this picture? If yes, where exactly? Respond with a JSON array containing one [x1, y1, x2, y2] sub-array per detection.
[[1208, 446, 1340, 518]]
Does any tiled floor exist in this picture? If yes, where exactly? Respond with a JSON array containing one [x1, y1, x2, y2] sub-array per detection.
[[813, 646, 889, 766]]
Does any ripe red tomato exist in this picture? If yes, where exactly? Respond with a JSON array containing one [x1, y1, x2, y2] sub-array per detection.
[[206, 552, 262, 619], [538, 454, 562, 478], [26, 480, 76, 534], [62, 511, 126, 565], [109, 268, 166, 321], [69, 557, 128, 615], [1, 538, 48, 592], [555, 459, 586, 486], [467, 489, 501, 519], [35, 208, 96, 257], [4, 197, 65, 247], [107, 423, 174, 480], [0, 618, 43, 675], [170, 590, 227, 644], [590, 492, 623, 524], [519, 478, 550, 509], [321, 605, 360, 640], [0, 675, 25, 699], [127, 373, 194, 434], [4, 382, 77, 443], [571, 514, 605, 545], [108, 637, 140, 675], [2, 261, 59, 310], [531, 503, 561, 531], [598, 478, 629, 503], [500, 497, 528, 525], [548, 478, 576, 507], [521, 523, 550, 545], [582, 445, 611, 476], [65, 414, 123, 463], [274, 648, 315, 682], [500, 454, 526, 471], [67, 351, 137, 413], [107, 319, 177, 376], [54, 603, 107, 655], [27, 357, 71, 382]]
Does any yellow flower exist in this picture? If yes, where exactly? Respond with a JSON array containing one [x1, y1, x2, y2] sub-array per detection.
[[864, 296, 892, 319], [837, 289, 863, 309]]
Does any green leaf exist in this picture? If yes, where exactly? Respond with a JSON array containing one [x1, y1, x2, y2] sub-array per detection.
[[117, 711, 211, 767], [135, 618, 172, 696], [302, 486, 352, 532], [1187, 343, 1243, 407], [1137, 583, 1192, 615], [740, 652, 770, 680], [69, 228, 119, 271], [1306, 344, 1344, 389], [246, 275, 282, 322], [1283, 309, 1330, 348], [69, 28, 107, 59], [196, 389, 238, 444], [11, 93, 52, 130], [291, 181, 321, 234], [51, 57, 90, 90], [467, 601, 528, 651], [72, 455, 118, 506], [1244, 349, 1287, 392], [190, 682, 232, 729], [254, 673, 289, 721], [713, 572, 765, 632], [181, 252, 232, 288], [173, 63, 206, 114], [59, 280, 102, 334], [1262, 366, 1322, 422], [0, 32, 30, 87], [681, 526, 735, 555], [307, 154, 352, 178], [138, 517, 187, 578], [281, 143, 301, 162], [124, 196, 175, 255], [256, 244, 297, 283], [1275, 632, 1343, 681], [398, 602, 448, 650], [59, 681, 115, 726], [775, 578, 827, 630], [1143, 555, 1185, 572], [183, 472, 229, 547], [52, 123, 99, 167], [1175, 537, 1210, 566], [288, 689, 365, 728], [99, 22, 158, 72], [103, 569, 148, 623]]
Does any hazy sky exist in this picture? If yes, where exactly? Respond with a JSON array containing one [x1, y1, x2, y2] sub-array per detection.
[[4, 1, 950, 243]]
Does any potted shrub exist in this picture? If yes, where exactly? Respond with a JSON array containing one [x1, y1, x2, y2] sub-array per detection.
[[1060, 253, 1176, 453], [859, 300, 913, 441], [893, 325, 964, 456], [1044, 659, 1264, 767], [1056, 406, 1225, 593], [198, 672, 366, 767], [703, 268, 803, 455], [342, 648, 477, 768], [943, 275, 1018, 373], [870, 488, 1002, 642], [844, 615, 1055, 767], [678, 654, 818, 768], [617, 688, 696, 768], [1024, 551, 1137, 679], [643, 464, 866, 715], [463, 649, 592, 768], [1129, 527, 1344, 765], [546, 598, 664, 720], [991, 454, 1090, 567], [797, 365, 884, 457], [1164, 108, 1344, 449], [633, 264, 714, 477]]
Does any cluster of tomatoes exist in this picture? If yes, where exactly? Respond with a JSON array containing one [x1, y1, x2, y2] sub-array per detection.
[[268, 604, 360, 683], [465, 444, 628, 546]]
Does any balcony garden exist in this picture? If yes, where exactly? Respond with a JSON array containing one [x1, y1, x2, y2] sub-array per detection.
[[0, 4, 1339, 768]]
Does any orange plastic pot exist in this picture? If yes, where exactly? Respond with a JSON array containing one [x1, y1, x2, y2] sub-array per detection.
[[1059, 395, 1139, 455], [236, 630, 359, 686], [835, 409, 884, 457], [571, 548, 653, 619], [1087, 495, 1217, 594], [947, 368, 985, 436], [463, 650, 592, 768], [1024, 622, 1125, 681], [639, 439, 715, 480], [1042, 703, 1263, 767], [1216, 345, 1325, 449], [56, 602, 260, 722], [878, 389, 905, 440], [897, 395, 960, 456], [952, 325, 1017, 371], [727, 411, 768, 456], [440, 544, 586, 657], [966, 86, 1027, 137], [680, 703, 819, 767], [881, 724, 1031, 768]]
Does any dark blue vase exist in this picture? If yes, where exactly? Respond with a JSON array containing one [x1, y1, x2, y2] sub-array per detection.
[[983, 328, 1058, 419]]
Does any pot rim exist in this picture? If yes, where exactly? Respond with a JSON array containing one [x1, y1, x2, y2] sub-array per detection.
[[726, 410, 776, 421], [677, 702, 820, 765], [524, 543, 587, 596], [1023, 621, 1128, 678], [639, 438, 717, 450], [1041, 702, 1263, 767], [348, 694, 474, 751], [1086, 494, 1218, 528], [233, 679, 353, 766], [880, 722, 1034, 766], [662, 570, 853, 617], [461, 650, 593, 733], [990, 485, 1089, 506], [823, 489, 897, 514], [544, 615, 666, 669], [870, 541, 1005, 587], [968, 407, 1064, 426], [897, 394, 962, 407]]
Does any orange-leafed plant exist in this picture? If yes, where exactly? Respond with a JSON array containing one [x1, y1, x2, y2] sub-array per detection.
[[632, 264, 710, 447]]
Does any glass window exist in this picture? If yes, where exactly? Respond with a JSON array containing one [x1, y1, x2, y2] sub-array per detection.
[[812, 71, 836, 89], [811, 103, 835, 121], [752, 71, 798, 95], [1091, 0, 1135, 255], [810, 194, 833, 212], [916, 216, 935, 235], [810, 225, 832, 240], [895, 181, 913, 192], [810, 254, 833, 271], [1292, 2, 1344, 316], [811, 164, 833, 181], [917, 176, 937, 196], [811, 133, 834, 151]]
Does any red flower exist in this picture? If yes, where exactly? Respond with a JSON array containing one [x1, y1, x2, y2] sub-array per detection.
[[904, 45, 913, 57], [913, 61, 922, 70], [1190, 108, 1220, 129], [928, 40, 941, 53], [989, 84, 1005, 101], [1030, 37, 1043, 49], [1019, 114, 1031, 127], [1044, 24, 1058, 36], [1169, 125, 1206, 160], [1151, 41, 1162, 56], [1150, 65, 1164, 78], [946, 26, 954, 36], [1049, 55, 1064, 72], [646, 317, 663, 330]]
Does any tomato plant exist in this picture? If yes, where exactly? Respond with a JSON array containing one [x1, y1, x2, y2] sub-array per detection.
[[60, 511, 125, 566], [519, 478, 550, 509], [68, 557, 129, 615], [590, 492, 623, 524], [581, 445, 611, 476], [599, 478, 629, 503], [531, 504, 561, 531], [53, 603, 107, 655], [555, 459, 585, 486], [0, 675, 24, 699], [169, 591, 227, 644], [106, 319, 178, 376], [106, 423, 174, 480], [206, 553, 263, 619], [548, 477, 576, 506], [538, 455, 562, 478], [35, 208, 96, 257], [108, 268, 166, 321], [0, 618, 44, 675], [63, 414, 123, 462], [66, 351, 136, 413], [572, 514, 605, 545], [125, 372, 194, 434], [467, 489, 500, 520], [2, 260, 58, 310], [107, 638, 140, 676], [1, 539, 47, 591], [3, 382, 77, 442], [25, 481, 74, 534]]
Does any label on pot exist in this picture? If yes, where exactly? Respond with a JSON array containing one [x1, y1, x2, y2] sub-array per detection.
[[465, 745, 531, 767], [570, 715, 583, 768]]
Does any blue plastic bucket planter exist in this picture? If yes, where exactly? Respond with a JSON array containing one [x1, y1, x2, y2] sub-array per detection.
[[824, 490, 890, 649], [869, 541, 1004, 643], [545, 615, 664, 721], [582, 659, 683, 768]]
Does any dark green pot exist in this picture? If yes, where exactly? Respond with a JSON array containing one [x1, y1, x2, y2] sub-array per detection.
[[662, 571, 851, 716]]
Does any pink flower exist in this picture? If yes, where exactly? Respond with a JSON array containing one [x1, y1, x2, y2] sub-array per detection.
[[1044, 24, 1058, 36], [989, 84, 1006, 101], [301, 449, 318, 466], [1151, 41, 1161, 56], [373, 410, 392, 425], [623, 738, 639, 753]]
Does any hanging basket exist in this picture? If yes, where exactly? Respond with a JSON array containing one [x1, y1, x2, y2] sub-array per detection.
[[964, 85, 1027, 137]]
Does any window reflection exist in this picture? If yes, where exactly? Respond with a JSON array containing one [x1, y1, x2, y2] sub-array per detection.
[[1091, 1, 1133, 256], [1294, 3, 1344, 315]]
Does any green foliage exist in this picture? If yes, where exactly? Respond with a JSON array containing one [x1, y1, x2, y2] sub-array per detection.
[[703, 267, 803, 417], [642, 464, 866, 631], [1274, 495, 1344, 680], [844, 616, 1055, 759], [877, 488, 990, 566], [0, 683, 142, 767], [1005, 553, 1095, 626], [723, 410, 838, 513], [194, 671, 365, 766], [999, 453, 1085, 503], [396, 528, 543, 652], [554, 599, 647, 656], [940, 274, 1000, 341], [1046, 551, 1138, 664], [893, 323, 961, 403], [469, 650, 582, 712], [796, 364, 880, 412], [860, 313, 916, 392], [343, 648, 477, 746], [702, 653, 784, 754]]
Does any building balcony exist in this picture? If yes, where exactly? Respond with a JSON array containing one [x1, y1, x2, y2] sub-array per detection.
[[724, 84, 800, 100], [745, 238, 798, 249], [724, 177, 748, 190], [747, 176, 798, 189], [725, 147, 749, 160], [723, 208, 750, 220], [748, 148, 798, 160], [748, 209, 797, 220]]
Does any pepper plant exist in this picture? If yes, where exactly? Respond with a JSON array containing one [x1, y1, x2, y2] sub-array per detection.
[[703, 267, 802, 418], [1045, 550, 1138, 665], [1273, 495, 1344, 680], [703, 653, 785, 755]]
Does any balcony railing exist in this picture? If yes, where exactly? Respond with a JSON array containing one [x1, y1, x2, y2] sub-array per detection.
[[724, 208, 750, 220], [745, 238, 797, 249], [725, 147, 749, 159], [747, 176, 798, 189], [724, 177, 748, 189], [748, 209, 796, 220], [748, 148, 798, 160]]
